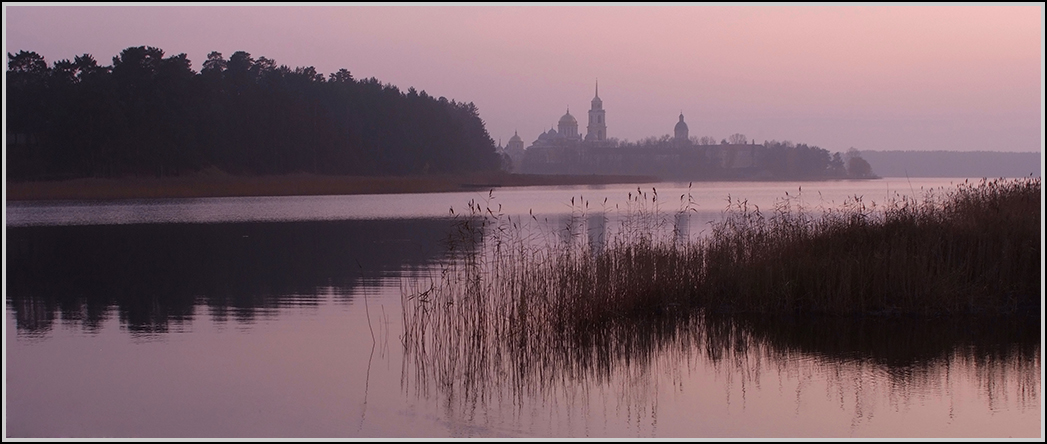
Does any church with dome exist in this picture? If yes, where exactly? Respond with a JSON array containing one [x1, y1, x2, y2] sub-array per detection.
[[529, 81, 608, 151], [497, 82, 851, 181], [500, 82, 743, 178], [503, 82, 612, 169], [505, 81, 691, 156]]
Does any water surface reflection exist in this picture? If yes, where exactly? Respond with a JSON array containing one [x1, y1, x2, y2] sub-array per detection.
[[7, 218, 454, 335], [5, 181, 1041, 437], [398, 196, 1041, 437], [403, 308, 1040, 436]]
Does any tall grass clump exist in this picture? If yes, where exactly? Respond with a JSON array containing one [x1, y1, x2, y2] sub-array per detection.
[[401, 187, 704, 405]]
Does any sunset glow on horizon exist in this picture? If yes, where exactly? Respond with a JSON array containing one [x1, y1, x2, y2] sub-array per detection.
[[4, 6, 1044, 440], [5, 4, 1043, 153]]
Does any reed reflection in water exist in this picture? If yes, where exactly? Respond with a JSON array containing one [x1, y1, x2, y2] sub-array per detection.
[[401, 190, 1040, 437]]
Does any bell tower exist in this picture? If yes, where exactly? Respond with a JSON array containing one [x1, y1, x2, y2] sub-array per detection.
[[586, 80, 607, 142]]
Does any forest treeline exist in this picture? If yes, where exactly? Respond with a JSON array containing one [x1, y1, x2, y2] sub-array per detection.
[[6, 47, 502, 180]]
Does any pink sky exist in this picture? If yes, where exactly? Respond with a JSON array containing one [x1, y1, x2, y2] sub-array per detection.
[[4, 4, 1043, 153]]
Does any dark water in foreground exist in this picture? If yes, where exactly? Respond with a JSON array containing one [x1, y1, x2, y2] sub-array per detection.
[[5, 180, 1042, 437]]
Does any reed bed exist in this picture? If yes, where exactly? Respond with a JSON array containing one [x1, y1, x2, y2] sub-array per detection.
[[401, 178, 1040, 408], [700, 177, 1040, 315]]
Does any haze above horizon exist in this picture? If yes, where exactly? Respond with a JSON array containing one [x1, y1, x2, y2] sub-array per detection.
[[4, 4, 1043, 153]]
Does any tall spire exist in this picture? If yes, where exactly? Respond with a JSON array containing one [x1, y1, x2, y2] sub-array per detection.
[[587, 78, 606, 142]]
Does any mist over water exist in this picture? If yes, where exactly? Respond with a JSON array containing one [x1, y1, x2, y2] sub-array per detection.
[[6, 177, 976, 227], [5, 179, 1040, 437]]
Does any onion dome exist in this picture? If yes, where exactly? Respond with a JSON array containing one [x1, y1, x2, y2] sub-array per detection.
[[674, 113, 689, 133], [559, 109, 577, 126]]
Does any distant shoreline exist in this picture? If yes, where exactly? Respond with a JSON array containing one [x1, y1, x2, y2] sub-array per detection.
[[5, 172, 663, 201], [3, 172, 895, 202]]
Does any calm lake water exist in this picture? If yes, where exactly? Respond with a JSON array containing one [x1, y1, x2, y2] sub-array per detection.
[[5, 178, 1041, 438]]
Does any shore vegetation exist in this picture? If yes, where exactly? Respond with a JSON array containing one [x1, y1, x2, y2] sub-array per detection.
[[401, 177, 1039, 409]]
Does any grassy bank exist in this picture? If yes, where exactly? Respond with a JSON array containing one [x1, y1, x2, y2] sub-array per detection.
[[5, 171, 658, 201]]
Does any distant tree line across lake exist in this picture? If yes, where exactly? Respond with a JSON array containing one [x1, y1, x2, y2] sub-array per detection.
[[515, 136, 875, 180], [6, 47, 502, 180]]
